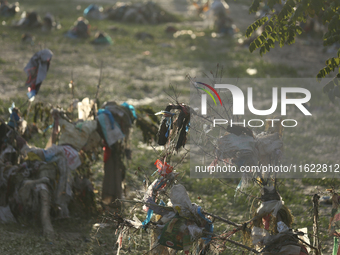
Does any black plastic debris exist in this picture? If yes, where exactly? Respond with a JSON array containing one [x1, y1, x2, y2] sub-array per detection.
[[91, 32, 113, 45], [14, 11, 42, 28], [135, 32, 154, 41], [21, 33, 34, 43], [0, 0, 19, 17], [65, 17, 90, 38]]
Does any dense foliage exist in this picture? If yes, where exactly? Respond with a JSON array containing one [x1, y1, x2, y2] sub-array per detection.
[[246, 0, 340, 97]]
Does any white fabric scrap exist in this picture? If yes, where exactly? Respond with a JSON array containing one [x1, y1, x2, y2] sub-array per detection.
[[0, 206, 17, 223], [277, 221, 289, 233], [257, 199, 284, 217], [298, 227, 310, 253]]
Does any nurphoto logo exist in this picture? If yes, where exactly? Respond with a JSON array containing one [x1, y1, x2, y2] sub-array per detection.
[[194, 82, 312, 128]]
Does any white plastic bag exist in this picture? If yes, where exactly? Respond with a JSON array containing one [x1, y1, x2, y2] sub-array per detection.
[[257, 199, 284, 218], [251, 227, 270, 245], [170, 184, 195, 218]]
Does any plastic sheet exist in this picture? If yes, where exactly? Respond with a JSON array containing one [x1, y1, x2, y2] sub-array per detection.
[[187, 225, 203, 241], [58, 118, 97, 151], [0, 206, 17, 223], [217, 133, 258, 165], [257, 200, 284, 218], [170, 184, 195, 218], [256, 132, 283, 156], [251, 226, 270, 245], [298, 227, 310, 253]]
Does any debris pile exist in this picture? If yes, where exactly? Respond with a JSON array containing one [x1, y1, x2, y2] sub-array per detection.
[[0, 0, 19, 17], [14, 11, 42, 28], [105, 1, 179, 24], [248, 184, 310, 254], [92, 32, 113, 45], [41, 13, 60, 32], [65, 17, 90, 38], [0, 106, 102, 235]]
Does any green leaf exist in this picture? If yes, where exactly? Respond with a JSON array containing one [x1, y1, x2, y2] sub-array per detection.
[[261, 31, 268, 38], [320, 70, 325, 78], [271, 32, 279, 41], [249, 0, 261, 13], [265, 42, 270, 51], [260, 46, 266, 56], [267, 38, 275, 48], [280, 39, 285, 48], [249, 41, 257, 53], [265, 25, 273, 32], [259, 35, 266, 43], [255, 38, 261, 47], [291, 5, 304, 21], [295, 27, 303, 35], [245, 16, 269, 38]]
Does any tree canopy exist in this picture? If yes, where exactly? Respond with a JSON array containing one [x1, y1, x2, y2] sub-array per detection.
[[246, 0, 340, 100]]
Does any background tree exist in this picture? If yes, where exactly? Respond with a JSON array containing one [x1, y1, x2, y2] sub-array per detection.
[[245, 0, 340, 101]]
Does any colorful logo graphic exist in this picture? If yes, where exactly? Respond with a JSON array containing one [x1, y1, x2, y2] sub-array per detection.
[[195, 82, 223, 106]]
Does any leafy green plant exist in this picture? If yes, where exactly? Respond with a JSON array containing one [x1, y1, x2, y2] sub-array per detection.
[[245, 0, 340, 97]]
